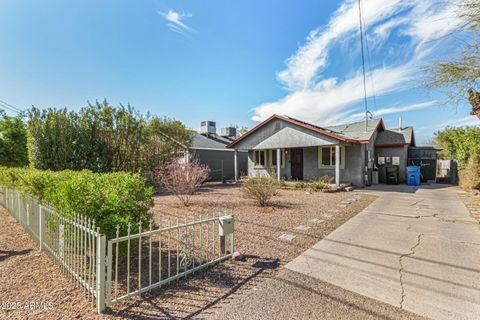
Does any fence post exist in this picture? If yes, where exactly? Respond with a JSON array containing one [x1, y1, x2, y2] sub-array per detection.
[[39, 205, 43, 251], [106, 241, 112, 307], [96, 234, 106, 313], [220, 235, 226, 255]]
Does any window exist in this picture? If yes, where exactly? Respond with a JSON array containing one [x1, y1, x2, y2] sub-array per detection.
[[253, 150, 266, 167], [269, 149, 285, 168], [318, 146, 345, 169]]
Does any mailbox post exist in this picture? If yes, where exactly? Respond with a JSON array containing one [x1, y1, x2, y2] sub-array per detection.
[[219, 215, 234, 255]]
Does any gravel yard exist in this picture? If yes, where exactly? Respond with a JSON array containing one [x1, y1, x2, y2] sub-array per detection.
[[1, 184, 380, 319], [107, 184, 377, 318]]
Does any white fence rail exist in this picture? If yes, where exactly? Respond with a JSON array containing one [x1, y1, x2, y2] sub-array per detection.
[[106, 215, 235, 306], [0, 187, 106, 312], [0, 187, 235, 313]]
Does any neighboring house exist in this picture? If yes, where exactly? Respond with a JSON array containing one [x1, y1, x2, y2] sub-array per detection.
[[374, 124, 415, 183], [190, 121, 248, 181], [227, 114, 422, 187]]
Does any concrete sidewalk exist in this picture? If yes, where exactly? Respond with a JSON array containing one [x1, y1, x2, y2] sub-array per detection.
[[287, 185, 480, 320]]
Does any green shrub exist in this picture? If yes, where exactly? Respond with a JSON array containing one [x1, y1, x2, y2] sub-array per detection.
[[0, 167, 154, 240], [436, 127, 480, 169], [0, 114, 28, 167], [308, 180, 325, 191], [241, 176, 278, 207], [294, 181, 306, 189]]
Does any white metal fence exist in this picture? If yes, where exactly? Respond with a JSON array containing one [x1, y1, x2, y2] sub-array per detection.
[[0, 187, 106, 312], [0, 187, 234, 313], [106, 215, 235, 306]]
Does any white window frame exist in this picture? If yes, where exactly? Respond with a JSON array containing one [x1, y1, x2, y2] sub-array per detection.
[[253, 150, 266, 168], [318, 146, 345, 169], [269, 149, 285, 168]]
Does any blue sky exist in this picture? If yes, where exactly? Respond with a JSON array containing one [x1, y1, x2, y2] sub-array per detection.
[[0, 0, 478, 142]]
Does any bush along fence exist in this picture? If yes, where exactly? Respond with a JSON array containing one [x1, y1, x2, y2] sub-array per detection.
[[0, 187, 235, 313]]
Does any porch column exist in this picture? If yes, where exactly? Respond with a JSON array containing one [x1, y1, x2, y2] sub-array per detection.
[[276, 148, 281, 181], [335, 144, 340, 186], [234, 149, 238, 182]]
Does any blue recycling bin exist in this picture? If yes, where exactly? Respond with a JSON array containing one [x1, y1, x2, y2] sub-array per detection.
[[406, 166, 421, 186]]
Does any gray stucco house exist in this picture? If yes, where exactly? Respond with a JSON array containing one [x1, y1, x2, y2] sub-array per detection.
[[227, 114, 417, 187]]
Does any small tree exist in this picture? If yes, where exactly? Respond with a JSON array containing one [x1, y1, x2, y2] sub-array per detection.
[[0, 114, 29, 167], [241, 176, 278, 207], [155, 158, 210, 206]]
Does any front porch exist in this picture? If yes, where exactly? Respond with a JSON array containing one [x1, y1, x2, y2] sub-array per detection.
[[237, 145, 349, 186]]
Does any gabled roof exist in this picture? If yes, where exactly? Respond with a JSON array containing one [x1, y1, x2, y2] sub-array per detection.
[[227, 114, 385, 148], [325, 119, 384, 141], [191, 131, 230, 149], [374, 127, 415, 147]]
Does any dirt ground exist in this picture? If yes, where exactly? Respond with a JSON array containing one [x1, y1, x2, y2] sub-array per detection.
[[0, 207, 103, 320], [1, 184, 378, 319], [107, 184, 377, 318], [459, 189, 480, 222]]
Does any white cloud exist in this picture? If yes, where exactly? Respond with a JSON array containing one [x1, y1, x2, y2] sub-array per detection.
[[253, 0, 463, 126], [276, 0, 413, 91], [253, 65, 413, 125], [158, 9, 195, 35]]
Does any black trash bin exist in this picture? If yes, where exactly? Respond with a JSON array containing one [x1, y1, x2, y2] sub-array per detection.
[[385, 166, 399, 185]]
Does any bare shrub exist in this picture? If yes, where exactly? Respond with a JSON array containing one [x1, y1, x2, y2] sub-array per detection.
[[459, 157, 480, 191], [155, 158, 210, 206], [242, 176, 278, 207]]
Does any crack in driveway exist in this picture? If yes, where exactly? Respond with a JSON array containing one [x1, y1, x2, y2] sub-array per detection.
[[398, 233, 423, 309]]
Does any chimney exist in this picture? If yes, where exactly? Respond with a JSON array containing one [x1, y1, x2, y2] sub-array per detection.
[[200, 121, 216, 135], [398, 117, 403, 131]]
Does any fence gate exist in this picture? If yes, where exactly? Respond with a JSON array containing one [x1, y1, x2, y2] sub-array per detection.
[[105, 215, 235, 307]]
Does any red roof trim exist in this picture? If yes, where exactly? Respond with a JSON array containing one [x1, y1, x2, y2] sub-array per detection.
[[227, 114, 357, 148]]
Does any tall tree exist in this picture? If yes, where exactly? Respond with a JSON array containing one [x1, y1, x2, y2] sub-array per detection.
[[26, 101, 192, 175], [0, 112, 29, 167], [425, 0, 480, 118]]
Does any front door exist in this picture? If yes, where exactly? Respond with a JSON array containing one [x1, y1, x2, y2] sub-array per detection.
[[290, 148, 303, 180]]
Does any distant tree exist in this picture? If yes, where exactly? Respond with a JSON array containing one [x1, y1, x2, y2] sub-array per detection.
[[435, 126, 480, 168], [144, 116, 192, 174], [424, 0, 480, 118], [26, 100, 192, 175], [229, 124, 250, 137], [0, 113, 29, 167]]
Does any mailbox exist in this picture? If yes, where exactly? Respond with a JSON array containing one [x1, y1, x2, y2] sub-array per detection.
[[219, 215, 234, 236]]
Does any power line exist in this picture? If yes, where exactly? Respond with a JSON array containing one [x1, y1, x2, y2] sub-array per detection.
[[358, 0, 369, 132], [0, 99, 23, 116], [0, 99, 22, 113], [0, 103, 20, 115], [359, 1, 378, 115]]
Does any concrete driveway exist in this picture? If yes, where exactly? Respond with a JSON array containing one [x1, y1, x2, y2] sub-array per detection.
[[287, 185, 480, 320]]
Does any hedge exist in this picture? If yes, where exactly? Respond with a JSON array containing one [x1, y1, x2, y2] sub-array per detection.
[[0, 167, 154, 240]]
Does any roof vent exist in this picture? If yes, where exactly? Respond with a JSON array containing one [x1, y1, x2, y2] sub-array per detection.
[[398, 117, 403, 131], [200, 121, 216, 135], [221, 126, 237, 138]]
